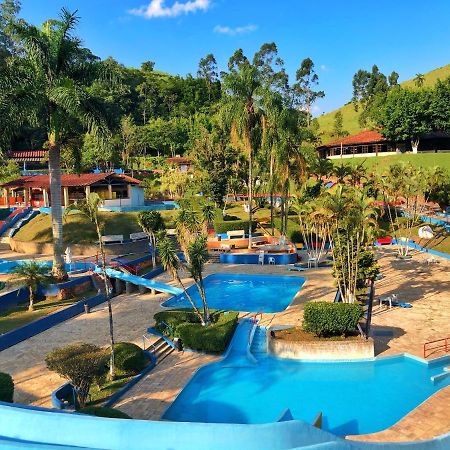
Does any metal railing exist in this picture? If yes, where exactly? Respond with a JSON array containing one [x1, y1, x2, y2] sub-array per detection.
[[248, 309, 263, 345], [423, 336, 449, 358]]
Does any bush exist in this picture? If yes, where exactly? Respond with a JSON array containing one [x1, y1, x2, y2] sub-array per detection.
[[0, 372, 14, 403], [289, 230, 303, 243], [45, 343, 108, 408], [154, 310, 239, 353], [213, 219, 256, 234], [303, 302, 363, 337], [113, 342, 147, 375], [78, 406, 131, 419]]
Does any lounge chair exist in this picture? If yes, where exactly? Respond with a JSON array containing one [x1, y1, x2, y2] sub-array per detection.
[[288, 263, 306, 272]]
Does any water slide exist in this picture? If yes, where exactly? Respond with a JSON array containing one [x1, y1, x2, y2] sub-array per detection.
[[99, 267, 183, 296], [221, 318, 258, 367]]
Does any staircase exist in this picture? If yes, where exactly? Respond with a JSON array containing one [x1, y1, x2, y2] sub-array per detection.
[[147, 336, 175, 364], [207, 252, 221, 263], [250, 326, 267, 355]]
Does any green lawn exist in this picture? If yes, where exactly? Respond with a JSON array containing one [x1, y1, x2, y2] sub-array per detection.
[[14, 210, 178, 244], [316, 63, 450, 142], [0, 290, 97, 334], [330, 152, 450, 173]]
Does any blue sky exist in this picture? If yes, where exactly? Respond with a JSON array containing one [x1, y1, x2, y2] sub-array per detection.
[[20, 0, 450, 115]]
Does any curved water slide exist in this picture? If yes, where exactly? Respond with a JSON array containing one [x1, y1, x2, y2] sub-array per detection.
[[98, 267, 183, 296]]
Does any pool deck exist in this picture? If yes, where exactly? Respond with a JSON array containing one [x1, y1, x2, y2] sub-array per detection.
[[0, 246, 448, 442]]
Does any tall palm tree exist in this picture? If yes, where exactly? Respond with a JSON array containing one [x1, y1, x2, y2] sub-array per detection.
[[8, 9, 110, 280], [221, 52, 262, 249], [10, 261, 51, 312], [200, 203, 216, 234], [65, 194, 116, 379]]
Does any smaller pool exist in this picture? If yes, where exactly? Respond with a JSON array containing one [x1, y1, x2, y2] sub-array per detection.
[[161, 273, 305, 313], [0, 259, 94, 274]]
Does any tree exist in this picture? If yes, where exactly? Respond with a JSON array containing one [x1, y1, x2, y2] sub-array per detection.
[[372, 87, 433, 153], [333, 164, 351, 184], [414, 73, 425, 88], [65, 194, 116, 379], [431, 77, 450, 131], [45, 343, 107, 408], [10, 261, 50, 311], [310, 158, 333, 180], [292, 58, 324, 127], [141, 60, 155, 72], [197, 53, 218, 101], [137, 211, 165, 267], [332, 111, 348, 138], [6, 9, 111, 280]]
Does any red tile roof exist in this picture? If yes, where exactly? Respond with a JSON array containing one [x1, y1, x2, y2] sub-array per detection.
[[318, 130, 386, 148], [8, 150, 48, 162], [1, 173, 141, 189]]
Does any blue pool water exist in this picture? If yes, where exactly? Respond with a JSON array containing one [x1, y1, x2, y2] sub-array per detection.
[[161, 273, 305, 313], [163, 325, 450, 436], [0, 259, 94, 274]]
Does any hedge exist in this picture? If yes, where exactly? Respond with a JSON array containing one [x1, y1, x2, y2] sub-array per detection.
[[303, 302, 363, 337], [0, 372, 14, 403], [213, 219, 256, 234], [112, 342, 147, 375], [78, 406, 131, 419], [154, 310, 239, 353]]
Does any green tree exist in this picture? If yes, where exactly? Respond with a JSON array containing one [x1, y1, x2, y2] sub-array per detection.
[[10, 261, 51, 311], [414, 73, 425, 88], [332, 111, 348, 138], [197, 53, 218, 101], [137, 211, 165, 267], [6, 9, 111, 280], [65, 193, 116, 379]]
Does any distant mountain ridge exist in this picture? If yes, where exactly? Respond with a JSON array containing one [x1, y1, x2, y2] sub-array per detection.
[[316, 63, 450, 143]]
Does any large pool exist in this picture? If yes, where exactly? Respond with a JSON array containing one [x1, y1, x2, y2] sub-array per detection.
[[161, 273, 305, 313], [162, 324, 450, 436]]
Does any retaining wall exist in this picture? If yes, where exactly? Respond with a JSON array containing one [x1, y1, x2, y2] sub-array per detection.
[[268, 336, 375, 360]]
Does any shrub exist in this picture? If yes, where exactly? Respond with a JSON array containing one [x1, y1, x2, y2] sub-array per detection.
[[213, 219, 256, 234], [78, 406, 131, 419], [113, 342, 147, 375], [45, 343, 108, 408], [289, 230, 303, 244], [0, 372, 14, 403], [154, 310, 239, 353], [303, 302, 363, 337]]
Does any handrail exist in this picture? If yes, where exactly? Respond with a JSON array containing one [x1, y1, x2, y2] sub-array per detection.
[[248, 308, 263, 345], [423, 336, 449, 358]]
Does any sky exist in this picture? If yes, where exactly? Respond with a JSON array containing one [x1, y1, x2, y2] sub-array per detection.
[[19, 0, 450, 115]]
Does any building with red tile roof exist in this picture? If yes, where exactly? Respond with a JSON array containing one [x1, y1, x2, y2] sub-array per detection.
[[1, 173, 143, 208]]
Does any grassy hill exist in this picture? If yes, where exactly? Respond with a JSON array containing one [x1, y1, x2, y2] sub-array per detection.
[[316, 64, 450, 142]]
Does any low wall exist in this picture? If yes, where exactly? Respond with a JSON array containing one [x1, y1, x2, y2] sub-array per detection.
[[268, 336, 374, 360], [10, 237, 150, 256], [0, 293, 106, 351], [220, 252, 297, 265]]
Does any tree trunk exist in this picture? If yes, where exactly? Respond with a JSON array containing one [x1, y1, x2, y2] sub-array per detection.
[[411, 138, 419, 154], [248, 147, 253, 249], [269, 154, 275, 237], [96, 222, 115, 380], [48, 144, 68, 281], [28, 286, 34, 312]]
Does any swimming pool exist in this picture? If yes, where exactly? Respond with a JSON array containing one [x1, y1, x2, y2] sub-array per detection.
[[162, 323, 450, 436], [0, 259, 94, 274], [161, 273, 305, 313]]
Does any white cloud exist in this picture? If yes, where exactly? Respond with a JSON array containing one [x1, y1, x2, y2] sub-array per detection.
[[129, 0, 210, 18], [213, 24, 257, 36]]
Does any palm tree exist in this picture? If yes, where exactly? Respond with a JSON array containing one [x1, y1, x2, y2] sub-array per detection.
[[8, 9, 111, 280], [200, 203, 216, 234], [414, 73, 425, 88], [156, 231, 205, 324], [185, 235, 211, 325], [221, 52, 262, 249], [65, 193, 116, 379], [310, 158, 334, 181], [333, 164, 351, 184], [137, 211, 165, 267], [10, 261, 50, 311]]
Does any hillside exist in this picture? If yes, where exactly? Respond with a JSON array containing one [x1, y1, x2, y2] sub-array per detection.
[[316, 63, 450, 142]]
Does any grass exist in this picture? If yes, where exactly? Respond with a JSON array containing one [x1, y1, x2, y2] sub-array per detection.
[[87, 375, 135, 406], [0, 290, 97, 334], [14, 209, 178, 244], [331, 152, 450, 173], [316, 63, 450, 142]]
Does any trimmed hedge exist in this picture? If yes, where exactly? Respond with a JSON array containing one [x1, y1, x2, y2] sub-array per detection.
[[213, 219, 256, 234], [113, 342, 147, 375], [78, 406, 131, 419], [0, 372, 14, 403], [154, 310, 239, 353], [303, 302, 363, 337]]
